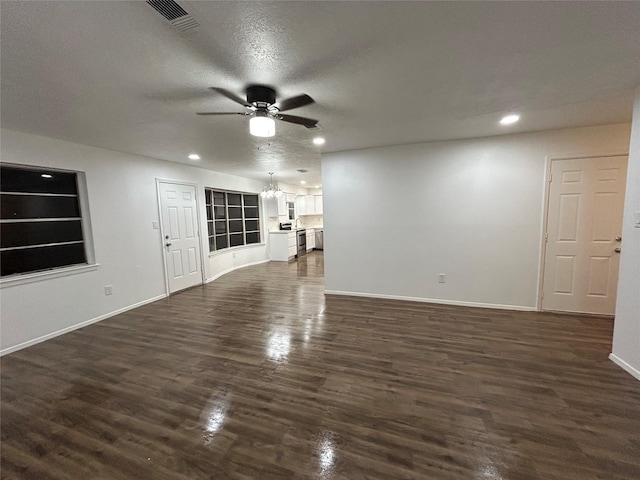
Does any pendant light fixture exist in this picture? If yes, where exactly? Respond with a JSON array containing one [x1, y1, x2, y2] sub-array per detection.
[[260, 172, 283, 198]]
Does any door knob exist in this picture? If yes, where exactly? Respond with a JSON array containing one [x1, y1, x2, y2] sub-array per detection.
[[614, 247, 621, 253], [165, 242, 172, 247], [615, 236, 622, 242]]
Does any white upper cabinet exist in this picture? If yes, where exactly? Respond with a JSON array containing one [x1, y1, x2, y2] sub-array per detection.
[[295, 195, 305, 215], [296, 194, 323, 216], [305, 195, 316, 215], [265, 197, 278, 217], [314, 195, 323, 214], [265, 194, 291, 217], [277, 194, 287, 216]]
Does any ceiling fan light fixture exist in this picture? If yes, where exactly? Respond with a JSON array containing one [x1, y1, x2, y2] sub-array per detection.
[[199, 85, 317, 135], [250, 113, 276, 137]]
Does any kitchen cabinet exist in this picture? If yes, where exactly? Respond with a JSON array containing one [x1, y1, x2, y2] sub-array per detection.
[[269, 231, 296, 261], [277, 195, 287, 216], [296, 194, 323, 216], [305, 195, 316, 215], [288, 233, 297, 258], [306, 228, 315, 251], [295, 195, 306, 215], [265, 197, 277, 217], [265, 194, 288, 217]]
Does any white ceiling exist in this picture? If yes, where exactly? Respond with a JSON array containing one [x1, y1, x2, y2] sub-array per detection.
[[2, 1, 639, 187]]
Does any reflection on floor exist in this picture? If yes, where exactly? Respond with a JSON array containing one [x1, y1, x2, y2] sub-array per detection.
[[2, 252, 640, 479]]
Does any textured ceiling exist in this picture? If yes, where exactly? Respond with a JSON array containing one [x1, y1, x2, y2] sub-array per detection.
[[2, 1, 640, 186]]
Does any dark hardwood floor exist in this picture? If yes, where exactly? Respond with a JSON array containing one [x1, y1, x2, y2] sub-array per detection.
[[2, 251, 639, 479]]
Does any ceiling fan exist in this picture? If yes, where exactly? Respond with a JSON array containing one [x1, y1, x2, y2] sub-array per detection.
[[197, 85, 318, 137]]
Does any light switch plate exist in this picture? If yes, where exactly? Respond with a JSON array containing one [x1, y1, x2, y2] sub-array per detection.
[[152, 221, 159, 229]]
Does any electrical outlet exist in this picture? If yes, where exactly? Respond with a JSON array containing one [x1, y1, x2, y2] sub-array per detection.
[[438, 273, 446, 283], [104, 285, 113, 296]]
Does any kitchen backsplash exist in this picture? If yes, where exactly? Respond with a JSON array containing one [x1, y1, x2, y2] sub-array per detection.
[[298, 215, 323, 229], [267, 217, 280, 232]]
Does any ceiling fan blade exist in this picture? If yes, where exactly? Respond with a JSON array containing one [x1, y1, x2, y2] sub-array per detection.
[[275, 114, 318, 128], [274, 94, 314, 112], [196, 112, 249, 116], [209, 87, 252, 108]]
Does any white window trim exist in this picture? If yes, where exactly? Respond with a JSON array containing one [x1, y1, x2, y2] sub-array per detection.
[[1, 164, 96, 280], [0, 263, 100, 289], [208, 242, 266, 257], [205, 189, 263, 252]]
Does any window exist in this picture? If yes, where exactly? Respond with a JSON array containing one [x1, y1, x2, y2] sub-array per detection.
[[205, 189, 261, 252], [1, 165, 90, 277]]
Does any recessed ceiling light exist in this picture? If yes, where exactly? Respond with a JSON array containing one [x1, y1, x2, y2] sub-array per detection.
[[188, 153, 201, 160], [300, 180, 306, 185], [499, 114, 520, 125], [41, 174, 53, 179], [315, 185, 321, 188], [313, 137, 326, 145]]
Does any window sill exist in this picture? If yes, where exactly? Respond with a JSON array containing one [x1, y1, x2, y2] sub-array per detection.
[[209, 242, 266, 257], [0, 263, 100, 289]]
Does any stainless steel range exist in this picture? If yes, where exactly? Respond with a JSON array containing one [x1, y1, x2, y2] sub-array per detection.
[[296, 229, 306, 257]]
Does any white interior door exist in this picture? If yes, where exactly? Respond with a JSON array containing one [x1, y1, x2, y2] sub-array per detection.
[[542, 156, 627, 315], [158, 181, 203, 294]]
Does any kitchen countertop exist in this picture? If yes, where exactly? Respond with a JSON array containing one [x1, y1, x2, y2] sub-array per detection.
[[269, 227, 322, 234]]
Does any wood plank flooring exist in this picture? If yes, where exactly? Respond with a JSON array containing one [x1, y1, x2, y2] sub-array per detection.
[[2, 251, 639, 479]]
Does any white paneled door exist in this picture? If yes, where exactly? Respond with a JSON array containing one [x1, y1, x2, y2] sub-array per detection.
[[158, 181, 203, 294], [542, 156, 627, 315]]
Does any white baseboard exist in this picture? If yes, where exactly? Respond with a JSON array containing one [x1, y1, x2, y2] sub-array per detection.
[[323, 290, 537, 312], [609, 353, 640, 382], [206, 259, 270, 284], [0, 293, 167, 357]]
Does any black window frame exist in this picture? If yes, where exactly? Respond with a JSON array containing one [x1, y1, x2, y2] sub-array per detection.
[[205, 189, 261, 252], [1, 164, 92, 277]]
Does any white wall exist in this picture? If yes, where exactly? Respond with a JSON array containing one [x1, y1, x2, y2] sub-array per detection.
[[611, 87, 640, 380], [0, 128, 270, 353], [322, 123, 631, 310]]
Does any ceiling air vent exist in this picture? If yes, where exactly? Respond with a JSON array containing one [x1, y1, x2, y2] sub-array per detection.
[[146, 0, 200, 33]]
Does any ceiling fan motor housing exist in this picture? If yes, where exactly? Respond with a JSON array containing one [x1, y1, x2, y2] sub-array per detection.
[[247, 85, 276, 106]]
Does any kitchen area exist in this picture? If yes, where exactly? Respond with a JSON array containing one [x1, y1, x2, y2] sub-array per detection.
[[265, 191, 323, 262]]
